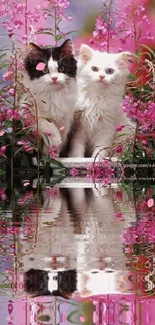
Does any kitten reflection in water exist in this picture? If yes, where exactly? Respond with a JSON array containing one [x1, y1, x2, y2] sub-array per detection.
[[24, 268, 77, 299]]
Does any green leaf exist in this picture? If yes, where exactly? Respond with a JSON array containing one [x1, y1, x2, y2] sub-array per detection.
[[48, 175, 65, 187], [37, 31, 54, 36], [0, 63, 9, 69], [48, 157, 66, 170], [0, 53, 7, 60], [0, 169, 6, 175], [41, 132, 50, 146], [55, 34, 63, 41], [140, 44, 155, 58], [65, 30, 79, 35]]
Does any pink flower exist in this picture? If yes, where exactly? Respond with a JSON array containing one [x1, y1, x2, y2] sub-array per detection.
[[0, 188, 6, 200], [23, 145, 33, 153], [123, 218, 155, 245], [17, 140, 33, 153], [71, 167, 79, 177], [8, 88, 15, 95], [87, 160, 113, 184], [116, 125, 124, 132], [18, 139, 27, 145], [2, 71, 13, 81], [115, 145, 123, 153], [6, 109, 20, 120], [115, 191, 123, 201], [0, 146, 6, 157], [49, 146, 58, 158], [49, 188, 57, 197], [22, 34, 28, 41], [115, 212, 123, 218], [146, 148, 152, 157]]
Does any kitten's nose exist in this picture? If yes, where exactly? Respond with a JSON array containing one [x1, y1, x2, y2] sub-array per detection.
[[99, 75, 104, 80], [51, 76, 58, 82]]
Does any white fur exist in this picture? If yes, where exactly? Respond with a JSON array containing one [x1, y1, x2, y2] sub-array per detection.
[[21, 57, 77, 155], [69, 45, 135, 158]]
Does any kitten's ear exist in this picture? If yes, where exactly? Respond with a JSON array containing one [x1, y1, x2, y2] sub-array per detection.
[[28, 43, 42, 54], [79, 44, 94, 64], [60, 39, 74, 57], [116, 52, 133, 68], [27, 43, 42, 59]]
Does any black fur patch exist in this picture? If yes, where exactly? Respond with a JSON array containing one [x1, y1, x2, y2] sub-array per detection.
[[24, 40, 77, 80], [24, 268, 77, 297]]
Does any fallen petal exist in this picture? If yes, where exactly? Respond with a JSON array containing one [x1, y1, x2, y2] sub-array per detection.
[[23, 182, 30, 186], [36, 62, 46, 71], [147, 198, 154, 208], [59, 126, 65, 131]]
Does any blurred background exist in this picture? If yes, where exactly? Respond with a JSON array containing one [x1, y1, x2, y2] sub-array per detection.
[[0, 0, 155, 51]]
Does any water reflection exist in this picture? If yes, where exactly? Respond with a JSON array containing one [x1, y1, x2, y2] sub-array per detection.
[[21, 184, 135, 273], [0, 180, 155, 324]]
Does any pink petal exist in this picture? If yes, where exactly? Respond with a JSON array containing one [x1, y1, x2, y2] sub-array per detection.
[[80, 316, 85, 322], [147, 198, 154, 208], [23, 180, 30, 186], [71, 167, 79, 177], [59, 126, 65, 131], [36, 62, 46, 71], [0, 131, 5, 136], [1, 146, 6, 153], [115, 212, 122, 218]]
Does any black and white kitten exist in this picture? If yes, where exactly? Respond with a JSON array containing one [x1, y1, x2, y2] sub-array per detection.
[[22, 39, 77, 155]]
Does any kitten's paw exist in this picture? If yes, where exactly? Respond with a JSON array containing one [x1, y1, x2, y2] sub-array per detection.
[[42, 129, 62, 147], [39, 118, 62, 147], [42, 134, 62, 157], [92, 147, 109, 159], [51, 134, 62, 148]]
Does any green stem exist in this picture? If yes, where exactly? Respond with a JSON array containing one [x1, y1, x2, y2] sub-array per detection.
[[106, 0, 113, 53], [21, 84, 40, 174]]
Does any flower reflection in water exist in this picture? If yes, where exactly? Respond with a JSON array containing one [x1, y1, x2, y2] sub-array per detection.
[[0, 179, 155, 324]]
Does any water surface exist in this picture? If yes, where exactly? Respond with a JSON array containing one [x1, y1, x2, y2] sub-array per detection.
[[0, 177, 154, 324]]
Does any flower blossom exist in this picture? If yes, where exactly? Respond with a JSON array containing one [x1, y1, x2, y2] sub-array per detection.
[[49, 146, 58, 158], [0, 146, 6, 157], [17, 140, 33, 153], [122, 96, 155, 129], [2, 71, 13, 81]]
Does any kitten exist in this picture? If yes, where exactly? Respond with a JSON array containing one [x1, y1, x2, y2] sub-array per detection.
[[69, 45, 134, 158], [21, 39, 77, 156]]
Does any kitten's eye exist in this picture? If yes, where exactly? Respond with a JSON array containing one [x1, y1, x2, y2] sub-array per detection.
[[91, 66, 99, 72], [106, 68, 114, 74], [42, 67, 49, 74], [58, 66, 65, 72]]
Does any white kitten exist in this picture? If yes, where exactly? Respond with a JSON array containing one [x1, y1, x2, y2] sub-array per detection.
[[21, 40, 77, 156], [69, 45, 135, 158]]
